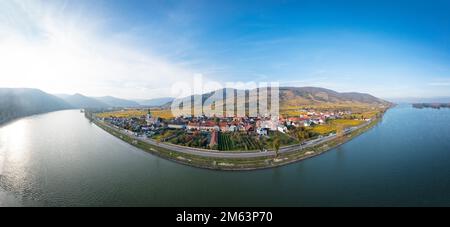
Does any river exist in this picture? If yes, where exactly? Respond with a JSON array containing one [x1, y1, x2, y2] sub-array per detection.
[[1, 105, 450, 206]]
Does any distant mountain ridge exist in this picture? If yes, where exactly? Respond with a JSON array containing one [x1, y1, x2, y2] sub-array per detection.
[[94, 96, 140, 108], [1, 89, 146, 125], [134, 97, 174, 107], [169, 86, 390, 108], [0, 88, 179, 125], [56, 94, 171, 108], [279, 87, 389, 106], [57, 94, 110, 109], [0, 87, 390, 125], [0, 88, 71, 125], [388, 97, 450, 103]]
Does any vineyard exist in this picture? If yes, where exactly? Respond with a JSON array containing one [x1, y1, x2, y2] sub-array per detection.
[[312, 119, 364, 135], [218, 133, 233, 150], [218, 132, 261, 151], [96, 109, 174, 119]]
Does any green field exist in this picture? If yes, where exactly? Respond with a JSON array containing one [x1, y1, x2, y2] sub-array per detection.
[[218, 133, 233, 150], [217, 131, 296, 151], [218, 132, 261, 151]]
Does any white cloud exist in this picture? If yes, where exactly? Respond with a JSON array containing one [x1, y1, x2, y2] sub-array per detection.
[[427, 79, 450, 87], [0, 0, 200, 99], [428, 82, 450, 86]]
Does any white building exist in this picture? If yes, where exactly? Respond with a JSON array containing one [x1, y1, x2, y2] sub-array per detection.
[[257, 127, 268, 136], [259, 120, 277, 131], [167, 124, 186, 129], [277, 125, 288, 133], [228, 125, 238, 132], [146, 110, 159, 126]]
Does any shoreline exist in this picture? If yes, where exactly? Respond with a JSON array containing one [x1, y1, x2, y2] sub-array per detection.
[[87, 111, 385, 171]]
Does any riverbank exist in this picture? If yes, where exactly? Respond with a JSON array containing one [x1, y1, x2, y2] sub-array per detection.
[[87, 110, 385, 170]]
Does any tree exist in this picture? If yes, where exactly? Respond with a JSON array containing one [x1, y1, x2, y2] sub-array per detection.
[[257, 140, 264, 152], [336, 124, 344, 138], [273, 136, 280, 158], [296, 131, 304, 143]]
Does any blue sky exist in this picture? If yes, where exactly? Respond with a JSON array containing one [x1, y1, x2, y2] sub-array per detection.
[[1, 0, 450, 99]]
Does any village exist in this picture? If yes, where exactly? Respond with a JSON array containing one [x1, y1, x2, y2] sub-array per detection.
[[98, 108, 373, 151]]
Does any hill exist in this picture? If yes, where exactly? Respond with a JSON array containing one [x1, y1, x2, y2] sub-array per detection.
[[57, 94, 110, 109], [169, 86, 390, 108], [279, 87, 390, 107], [135, 97, 174, 107], [94, 96, 140, 108], [0, 88, 71, 124]]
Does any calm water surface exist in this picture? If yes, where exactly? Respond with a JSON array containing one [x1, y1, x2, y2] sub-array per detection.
[[1, 105, 450, 206]]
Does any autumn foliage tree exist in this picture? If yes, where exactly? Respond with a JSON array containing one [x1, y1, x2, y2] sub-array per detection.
[[336, 124, 345, 138], [273, 136, 280, 158]]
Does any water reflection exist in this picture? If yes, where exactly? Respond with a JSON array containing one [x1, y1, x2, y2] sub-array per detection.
[[3, 120, 29, 163], [0, 120, 34, 197]]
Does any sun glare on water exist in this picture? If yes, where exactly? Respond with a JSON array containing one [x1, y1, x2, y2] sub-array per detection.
[[0, 120, 30, 171]]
